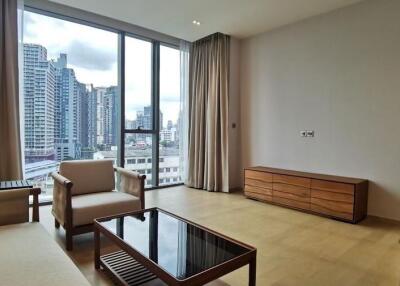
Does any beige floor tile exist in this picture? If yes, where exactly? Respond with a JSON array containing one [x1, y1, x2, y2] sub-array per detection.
[[37, 186, 400, 286]]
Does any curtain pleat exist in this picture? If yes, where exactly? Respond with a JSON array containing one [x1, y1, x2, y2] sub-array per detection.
[[0, 0, 22, 180], [179, 40, 190, 183], [187, 33, 229, 192]]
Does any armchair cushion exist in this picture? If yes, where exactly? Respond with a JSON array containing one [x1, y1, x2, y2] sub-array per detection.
[[72, 191, 141, 226], [59, 160, 115, 195]]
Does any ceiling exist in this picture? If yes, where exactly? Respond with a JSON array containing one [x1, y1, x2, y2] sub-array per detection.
[[50, 0, 364, 42]]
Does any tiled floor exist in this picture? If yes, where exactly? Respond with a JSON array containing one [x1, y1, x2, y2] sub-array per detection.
[[39, 186, 400, 285]]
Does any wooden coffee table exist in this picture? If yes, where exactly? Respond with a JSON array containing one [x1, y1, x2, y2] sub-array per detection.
[[94, 208, 257, 286]]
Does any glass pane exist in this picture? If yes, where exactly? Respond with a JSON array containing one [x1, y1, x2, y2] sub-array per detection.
[[125, 37, 152, 130], [99, 209, 250, 279], [125, 134, 153, 188], [159, 45, 182, 186], [22, 11, 118, 202]]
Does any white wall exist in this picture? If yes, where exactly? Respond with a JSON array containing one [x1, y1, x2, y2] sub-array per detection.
[[229, 37, 241, 190], [240, 0, 400, 220]]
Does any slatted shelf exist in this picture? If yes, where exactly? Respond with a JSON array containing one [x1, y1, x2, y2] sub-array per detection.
[[0, 180, 33, 190], [100, 251, 158, 286]]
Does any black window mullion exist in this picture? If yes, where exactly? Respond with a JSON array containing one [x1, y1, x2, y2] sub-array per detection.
[[118, 32, 126, 168], [151, 42, 160, 187]]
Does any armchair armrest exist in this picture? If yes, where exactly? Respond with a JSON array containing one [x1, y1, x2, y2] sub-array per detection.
[[51, 172, 73, 227], [52, 172, 73, 189], [114, 167, 146, 209]]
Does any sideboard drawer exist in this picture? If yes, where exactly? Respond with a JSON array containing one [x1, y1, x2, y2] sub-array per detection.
[[245, 185, 273, 196], [273, 196, 310, 210], [246, 178, 273, 189], [273, 174, 311, 188], [245, 190, 272, 203], [311, 189, 354, 204], [311, 179, 354, 195], [310, 197, 353, 220], [273, 183, 310, 202], [245, 170, 272, 182]]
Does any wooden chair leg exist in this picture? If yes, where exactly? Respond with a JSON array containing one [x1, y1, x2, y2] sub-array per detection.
[[55, 218, 60, 229], [66, 230, 73, 251]]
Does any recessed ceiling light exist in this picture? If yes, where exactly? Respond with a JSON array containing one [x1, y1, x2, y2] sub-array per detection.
[[192, 20, 201, 26]]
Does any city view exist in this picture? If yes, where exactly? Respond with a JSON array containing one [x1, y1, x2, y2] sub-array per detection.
[[23, 12, 182, 201]]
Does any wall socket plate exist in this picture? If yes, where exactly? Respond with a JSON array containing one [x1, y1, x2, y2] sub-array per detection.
[[301, 130, 315, 137], [307, 130, 315, 137]]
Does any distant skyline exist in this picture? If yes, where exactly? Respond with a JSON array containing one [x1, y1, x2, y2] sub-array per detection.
[[23, 11, 181, 125]]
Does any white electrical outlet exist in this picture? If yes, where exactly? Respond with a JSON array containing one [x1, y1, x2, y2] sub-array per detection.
[[307, 130, 315, 137]]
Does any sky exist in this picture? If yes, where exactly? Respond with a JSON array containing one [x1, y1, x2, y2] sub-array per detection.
[[23, 11, 181, 127]]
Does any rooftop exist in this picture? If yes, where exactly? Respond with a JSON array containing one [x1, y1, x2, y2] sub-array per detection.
[[97, 147, 179, 158]]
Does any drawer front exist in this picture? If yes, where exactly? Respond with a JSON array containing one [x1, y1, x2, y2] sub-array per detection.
[[246, 178, 273, 189], [311, 179, 354, 195], [273, 174, 311, 188], [245, 185, 273, 196], [245, 170, 272, 181], [245, 191, 272, 203], [273, 196, 310, 210], [311, 189, 354, 204], [273, 183, 310, 197], [310, 197, 353, 220], [273, 190, 309, 204]]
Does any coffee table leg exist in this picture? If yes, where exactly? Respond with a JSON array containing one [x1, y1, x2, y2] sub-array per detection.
[[94, 227, 100, 269], [249, 256, 256, 286], [32, 188, 40, 222]]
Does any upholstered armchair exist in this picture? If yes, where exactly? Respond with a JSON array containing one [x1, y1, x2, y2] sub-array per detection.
[[51, 160, 146, 250]]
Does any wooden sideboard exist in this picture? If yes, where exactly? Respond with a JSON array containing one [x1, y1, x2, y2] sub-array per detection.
[[244, 166, 368, 223]]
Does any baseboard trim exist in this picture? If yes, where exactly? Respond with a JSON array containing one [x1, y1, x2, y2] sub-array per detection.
[[229, 187, 243, 193]]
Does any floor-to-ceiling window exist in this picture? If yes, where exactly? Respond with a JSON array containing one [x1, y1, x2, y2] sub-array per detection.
[[22, 10, 119, 202], [123, 36, 154, 187], [159, 45, 182, 186], [21, 7, 183, 201]]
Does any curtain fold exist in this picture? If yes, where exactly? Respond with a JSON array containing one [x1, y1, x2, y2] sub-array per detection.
[[179, 40, 190, 184], [186, 33, 230, 192], [0, 0, 23, 180]]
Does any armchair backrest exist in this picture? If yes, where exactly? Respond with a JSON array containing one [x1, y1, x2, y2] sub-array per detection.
[[0, 188, 30, 226], [59, 160, 115, 195]]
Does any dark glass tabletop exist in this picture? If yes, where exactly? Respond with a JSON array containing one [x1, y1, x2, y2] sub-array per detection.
[[97, 208, 252, 280]]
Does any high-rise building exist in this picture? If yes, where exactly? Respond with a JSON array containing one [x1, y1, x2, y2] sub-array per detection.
[[78, 82, 89, 148], [160, 128, 177, 143], [136, 107, 149, 130], [103, 86, 118, 146], [136, 106, 163, 130], [134, 106, 163, 143], [23, 44, 56, 163], [53, 54, 82, 160], [125, 119, 136, 130], [167, 120, 173, 130], [160, 110, 163, 130], [87, 84, 98, 148], [96, 87, 107, 145]]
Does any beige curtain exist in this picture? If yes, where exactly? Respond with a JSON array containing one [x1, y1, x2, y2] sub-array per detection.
[[0, 0, 22, 180], [186, 33, 230, 192]]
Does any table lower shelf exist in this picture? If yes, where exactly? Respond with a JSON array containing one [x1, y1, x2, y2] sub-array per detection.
[[100, 250, 158, 286]]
